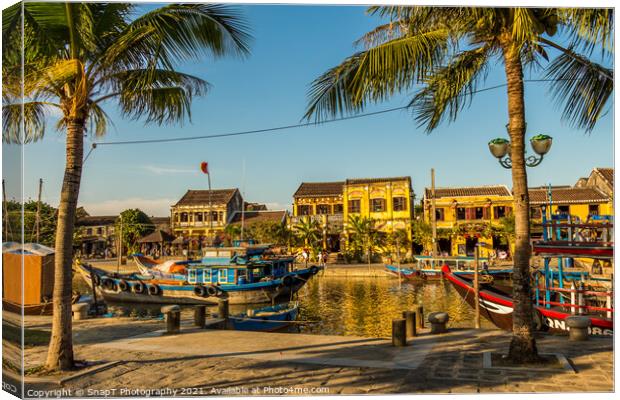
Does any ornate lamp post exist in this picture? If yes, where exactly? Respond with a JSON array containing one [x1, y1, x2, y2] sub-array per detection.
[[488, 126, 552, 169]]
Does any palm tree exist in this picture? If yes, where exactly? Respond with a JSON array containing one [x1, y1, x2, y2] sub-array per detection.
[[385, 228, 410, 262], [2, 3, 251, 371], [294, 217, 321, 248], [347, 215, 384, 270], [224, 224, 242, 245], [304, 7, 612, 363]]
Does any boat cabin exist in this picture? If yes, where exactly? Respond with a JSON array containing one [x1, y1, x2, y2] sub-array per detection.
[[415, 255, 489, 271], [186, 257, 294, 285]]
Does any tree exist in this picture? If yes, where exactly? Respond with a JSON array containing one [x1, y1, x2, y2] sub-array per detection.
[[384, 228, 410, 262], [3, 200, 57, 246], [224, 224, 242, 245], [347, 215, 385, 268], [245, 220, 291, 245], [304, 7, 612, 363], [2, 3, 251, 370], [116, 209, 154, 255], [411, 220, 433, 250], [293, 217, 321, 248]]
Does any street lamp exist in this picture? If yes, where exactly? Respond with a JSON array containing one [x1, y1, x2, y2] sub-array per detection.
[[488, 126, 552, 169]]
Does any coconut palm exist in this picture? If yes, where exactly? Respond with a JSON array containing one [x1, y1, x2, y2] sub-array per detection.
[[347, 215, 384, 270], [293, 217, 321, 248], [305, 7, 612, 363], [2, 3, 251, 371]]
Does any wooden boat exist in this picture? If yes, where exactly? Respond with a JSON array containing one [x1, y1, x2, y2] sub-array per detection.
[[229, 301, 299, 332], [413, 256, 513, 280], [77, 262, 320, 305], [533, 241, 613, 259], [443, 265, 613, 336], [384, 264, 419, 280]]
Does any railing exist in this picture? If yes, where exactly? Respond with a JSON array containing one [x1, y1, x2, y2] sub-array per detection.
[[290, 214, 344, 225]]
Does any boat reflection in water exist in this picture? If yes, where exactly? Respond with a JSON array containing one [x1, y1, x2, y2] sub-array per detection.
[[101, 276, 495, 337]]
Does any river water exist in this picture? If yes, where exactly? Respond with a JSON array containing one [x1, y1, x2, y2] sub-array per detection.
[[98, 275, 495, 336]]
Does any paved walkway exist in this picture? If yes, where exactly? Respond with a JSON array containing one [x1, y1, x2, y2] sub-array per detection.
[[8, 315, 613, 396]]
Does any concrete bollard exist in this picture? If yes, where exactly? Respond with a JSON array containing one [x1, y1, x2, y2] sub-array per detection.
[[414, 304, 424, 329], [161, 305, 181, 334], [72, 303, 90, 320], [428, 312, 449, 334], [402, 311, 417, 338], [566, 316, 591, 341], [194, 305, 206, 327], [392, 319, 407, 347], [218, 299, 230, 329]]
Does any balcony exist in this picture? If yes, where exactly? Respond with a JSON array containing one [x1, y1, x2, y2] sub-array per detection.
[[290, 214, 344, 228]]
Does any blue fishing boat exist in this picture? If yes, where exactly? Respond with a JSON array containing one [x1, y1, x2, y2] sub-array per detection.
[[384, 264, 419, 280], [414, 256, 513, 280], [229, 302, 299, 332]]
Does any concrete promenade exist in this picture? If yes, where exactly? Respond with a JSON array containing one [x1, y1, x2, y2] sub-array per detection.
[[6, 314, 613, 396]]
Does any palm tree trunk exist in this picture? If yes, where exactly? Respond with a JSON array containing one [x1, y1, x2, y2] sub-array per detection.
[[501, 39, 539, 363], [45, 119, 84, 370]]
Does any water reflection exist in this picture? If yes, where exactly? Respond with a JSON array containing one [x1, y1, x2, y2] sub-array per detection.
[[92, 276, 495, 336]]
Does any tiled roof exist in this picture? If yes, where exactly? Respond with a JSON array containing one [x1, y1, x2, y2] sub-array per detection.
[[294, 182, 344, 198], [229, 210, 287, 225], [424, 185, 511, 199], [174, 189, 238, 206], [151, 217, 170, 225], [594, 168, 614, 187], [346, 176, 411, 186], [529, 187, 610, 205], [77, 215, 117, 226], [137, 229, 176, 243]]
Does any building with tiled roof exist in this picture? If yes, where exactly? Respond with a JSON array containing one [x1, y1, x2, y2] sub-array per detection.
[[293, 181, 344, 198], [422, 185, 514, 257], [585, 167, 614, 198], [76, 215, 118, 258], [528, 187, 610, 205], [229, 210, 287, 226], [170, 188, 244, 240]]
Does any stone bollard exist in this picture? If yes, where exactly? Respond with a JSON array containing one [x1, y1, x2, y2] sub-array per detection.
[[402, 311, 417, 338], [72, 303, 90, 320], [392, 319, 407, 347], [161, 305, 181, 334], [428, 312, 449, 334], [194, 305, 206, 327], [218, 299, 230, 329], [566, 316, 591, 341], [413, 304, 424, 329]]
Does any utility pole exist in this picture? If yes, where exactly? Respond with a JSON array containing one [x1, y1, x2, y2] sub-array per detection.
[[117, 214, 123, 273], [431, 169, 438, 260], [35, 178, 43, 243], [474, 244, 481, 329]]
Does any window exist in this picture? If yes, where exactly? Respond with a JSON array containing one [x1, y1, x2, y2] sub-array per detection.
[[180, 212, 188, 222], [474, 207, 484, 219], [457, 207, 466, 220], [393, 197, 407, 211], [348, 199, 361, 213], [96, 227, 103, 235], [195, 212, 203, 222], [435, 208, 445, 221], [86, 228, 93, 235], [297, 205, 312, 215], [530, 207, 542, 219], [334, 203, 344, 214], [316, 204, 331, 215], [371, 198, 386, 212], [494, 206, 506, 219], [589, 204, 599, 216], [557, 205, 570, 215]]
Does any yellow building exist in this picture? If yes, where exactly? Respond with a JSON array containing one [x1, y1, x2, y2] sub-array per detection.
[[529, 186, 613, 224], [343, 177, 414, 237], [171, 189, 244, 240], [292, 181, 345, 251], [423, 185, 513, 257]]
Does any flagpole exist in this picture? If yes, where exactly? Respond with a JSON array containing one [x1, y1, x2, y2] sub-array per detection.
[[240, 158, 246, 241], [208, 171, 212, 246]]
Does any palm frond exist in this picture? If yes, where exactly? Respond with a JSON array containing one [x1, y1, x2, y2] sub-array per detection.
[[410, 45, 490, 132], [305, 29, 449, 121], [103, 3, 251, 72], [557, 9, 613, 56], [2, 100, 52, 144], [545, 49, 613, 132]]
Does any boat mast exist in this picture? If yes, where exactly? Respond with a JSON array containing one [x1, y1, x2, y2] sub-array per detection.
[[431, 169, 438, 261], [35, 178, 42, 243]]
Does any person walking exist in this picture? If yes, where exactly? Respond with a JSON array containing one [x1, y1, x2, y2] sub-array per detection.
[[317, 250, 324, 268]]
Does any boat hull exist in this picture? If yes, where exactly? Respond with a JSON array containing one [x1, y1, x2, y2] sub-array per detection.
[[443, 265, 613, 336]]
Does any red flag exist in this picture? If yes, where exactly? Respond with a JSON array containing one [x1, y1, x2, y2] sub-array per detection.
[[200, 161, 209, 175]]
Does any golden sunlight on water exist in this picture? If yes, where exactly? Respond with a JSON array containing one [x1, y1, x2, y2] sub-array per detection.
[[297, 276, 494, 337]]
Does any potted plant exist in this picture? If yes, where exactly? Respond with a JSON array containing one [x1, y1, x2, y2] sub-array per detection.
[[488, 138, 510, 158], [530, 134, 553, 155]]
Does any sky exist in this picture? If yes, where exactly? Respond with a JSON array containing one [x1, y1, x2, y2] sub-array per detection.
[[2, 4, 614, 217]]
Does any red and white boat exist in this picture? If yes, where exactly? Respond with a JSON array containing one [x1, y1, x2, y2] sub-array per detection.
[[442, 265, 613, 336]]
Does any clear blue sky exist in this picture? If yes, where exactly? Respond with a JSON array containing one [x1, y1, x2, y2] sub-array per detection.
[[3, 5, 614, 217]]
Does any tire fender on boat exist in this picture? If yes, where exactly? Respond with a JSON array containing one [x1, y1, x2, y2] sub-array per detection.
[[102, 278, 117, 291], [147, 284, 161, 296], [194, 285, 207, 297], [133, 281, 146, 294], [206, 285, 218, 297], [310, 266, 319, 275], [118, 280, 130, 292]]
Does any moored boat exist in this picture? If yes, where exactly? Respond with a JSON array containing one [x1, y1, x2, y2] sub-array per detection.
[[443, 265, 613, 336], [229, 301, 299, 332], [413, 256, 513, 280], [384, 264, 419, 280]]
